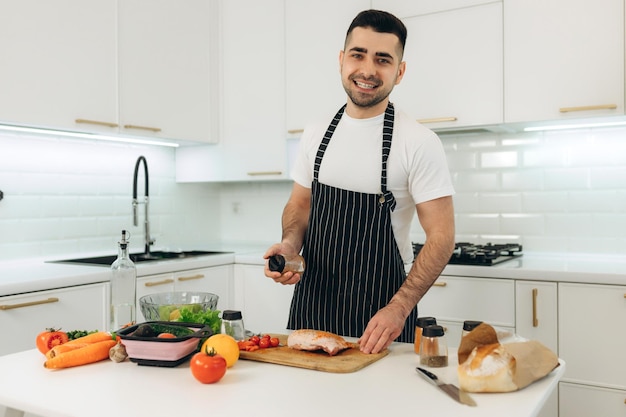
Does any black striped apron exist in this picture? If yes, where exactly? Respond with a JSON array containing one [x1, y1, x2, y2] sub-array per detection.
[[287, 102, 417, 343]]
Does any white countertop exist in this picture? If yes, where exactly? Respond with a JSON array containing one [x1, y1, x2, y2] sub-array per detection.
[[0, 344, 565, 417], [1, 246, 624, 297]]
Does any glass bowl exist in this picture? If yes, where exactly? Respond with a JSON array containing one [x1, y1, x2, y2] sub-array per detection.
[[139, 291, 219, 322]]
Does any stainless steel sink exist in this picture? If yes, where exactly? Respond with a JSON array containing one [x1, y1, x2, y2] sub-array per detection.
[[49, 250, 231, 266]]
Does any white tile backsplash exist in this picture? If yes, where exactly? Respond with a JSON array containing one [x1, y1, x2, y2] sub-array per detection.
[[1, 123, 625, 260]]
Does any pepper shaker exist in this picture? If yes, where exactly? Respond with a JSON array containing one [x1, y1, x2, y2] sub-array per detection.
[[419, 325, 448, 367], [268, 254, 305, 274], [220, 310, 246, 341], [414, 316, 437, 354]]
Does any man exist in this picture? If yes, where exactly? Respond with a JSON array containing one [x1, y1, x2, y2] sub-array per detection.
[[264, 9, 455, 354]]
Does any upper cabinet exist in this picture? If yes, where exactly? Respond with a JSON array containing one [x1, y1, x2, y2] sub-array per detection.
[[504, 0, 624, 124], [0, 1, 117, 133], [177, 0, 287, 182], [285, 0, 371, 134], [118, 0, 219, 143], [389, 2, 503, 130], [0, 0, 219, 143]]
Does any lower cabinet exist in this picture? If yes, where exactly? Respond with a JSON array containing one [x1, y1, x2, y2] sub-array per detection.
[[0, 283, 108, 356], [136, 265, 234, 321], [418, 275, 516, 347], [558, 282, 626, 417], [559, 383, 626, 417], [234, 264, 294, 335]]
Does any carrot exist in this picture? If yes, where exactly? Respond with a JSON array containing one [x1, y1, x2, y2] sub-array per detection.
[[43, 339, 117, 369], [63, 331, 114, 346], [46, 342, 90, 359]]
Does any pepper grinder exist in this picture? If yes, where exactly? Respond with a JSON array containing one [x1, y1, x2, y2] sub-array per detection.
[[221, 310, 246, 341]]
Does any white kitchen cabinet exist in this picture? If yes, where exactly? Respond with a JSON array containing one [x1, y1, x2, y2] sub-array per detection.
[[391, 2, 503, 130], [0, 0, 219, 144], [560, 382, 626, 417], [118, 0, 219, 143], [0, 283, 108, 356], [558, 282, 626, 389], [234, 264, 294, 335], [136, 265, 233, 321], [0, 0, 117, 133], [418, 275, 515, 347], [176, 0, 287, 182], [515, 281, 558, 352], [285, 0, 370, 134], [504, 0, 624, 124], [371, 0, 498, 18]]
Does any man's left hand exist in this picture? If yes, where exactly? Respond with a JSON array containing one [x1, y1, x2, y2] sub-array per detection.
[[357, 305, 406, 354]]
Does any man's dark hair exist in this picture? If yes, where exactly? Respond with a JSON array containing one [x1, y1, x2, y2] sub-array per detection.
[[346, 9, 407, 58]]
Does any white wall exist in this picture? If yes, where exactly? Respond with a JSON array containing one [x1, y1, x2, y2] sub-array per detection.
[[1, 124, 625, 261]]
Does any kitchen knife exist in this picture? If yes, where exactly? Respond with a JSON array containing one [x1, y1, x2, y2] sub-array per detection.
[[416, 367, 477, 406]]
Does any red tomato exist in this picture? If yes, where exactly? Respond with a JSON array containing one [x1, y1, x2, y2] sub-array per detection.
[[190, 347, 227, 384], [36, 328, 69, 355], [259, 338, 270, 349], [157, 333, 176, 338], [270, 337, 280, 347], [249, 335, 260, 345]]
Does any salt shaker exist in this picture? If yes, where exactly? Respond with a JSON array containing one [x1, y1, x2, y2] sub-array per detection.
[[419, 325, 448, 367], [268, 254, 305, 274], [414, 316, 437, 354], [221, 310, 246, 341], [462, 320, 483, 337]]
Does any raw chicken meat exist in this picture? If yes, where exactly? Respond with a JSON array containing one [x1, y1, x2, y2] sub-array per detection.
[[287, 329, 352, 356]]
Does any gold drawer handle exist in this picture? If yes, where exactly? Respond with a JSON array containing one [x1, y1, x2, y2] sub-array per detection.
[[75, 118, 118, 128], [432, 281, 447, 287], [144, 278, 174, 287], [0, 297, 59, 310], [287, 129, 304, 134], [177, 274, 205, 282], [247, 171, 283, 176], [417, 117, 458, 124], [532, 288, 539, 327], [123, 124, 162, 133], [559, 104, 617, 113]]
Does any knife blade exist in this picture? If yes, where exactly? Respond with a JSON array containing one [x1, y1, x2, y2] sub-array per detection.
[[416, 367, 477, 407]]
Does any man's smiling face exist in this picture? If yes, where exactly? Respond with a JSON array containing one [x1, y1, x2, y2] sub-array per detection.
[[339, 26, 406, 118]]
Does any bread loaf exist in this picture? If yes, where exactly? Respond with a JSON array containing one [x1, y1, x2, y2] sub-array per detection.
[[457, 343, 518, 393], [457, 322, 499, 365]]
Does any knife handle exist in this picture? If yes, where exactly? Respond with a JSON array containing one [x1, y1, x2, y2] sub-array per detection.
[[416, 367, 439, 382]]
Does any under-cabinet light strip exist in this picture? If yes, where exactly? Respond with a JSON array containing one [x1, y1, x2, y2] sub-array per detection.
[[524, 120, 626, 132], [0, 124, 179, 148]]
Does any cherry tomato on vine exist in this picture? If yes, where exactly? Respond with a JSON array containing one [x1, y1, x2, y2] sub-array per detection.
[[259, 338, 271, 349], [270, 337, 280, 347], [36, 328, 69, 355]]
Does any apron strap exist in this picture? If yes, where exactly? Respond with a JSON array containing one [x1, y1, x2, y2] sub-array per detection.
[[313, 104, 346, 181], [381, 103, 396, 211]]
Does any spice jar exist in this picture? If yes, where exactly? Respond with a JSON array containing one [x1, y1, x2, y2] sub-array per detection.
[[419, 325, 448, 367], [462, 320, 483, 337], [220, 310, 246, 341], [414, 316, 437, 354], [268, 254, 305, 274]]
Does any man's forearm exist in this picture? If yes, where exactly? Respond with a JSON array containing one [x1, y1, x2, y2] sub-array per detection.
[[388, 233, 455, 318]]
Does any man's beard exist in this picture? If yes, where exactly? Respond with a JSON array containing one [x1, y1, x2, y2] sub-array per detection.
[[342, 75, 392, 109]]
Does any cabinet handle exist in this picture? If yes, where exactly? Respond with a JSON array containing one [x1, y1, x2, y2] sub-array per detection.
[[0, 297, 59, 310], [144, 278, 174, 287], [247, 171, 283, 176], [532, 288, 539, 327], [123, 124, 162, 133], [417, 117, 458, 124], [287, 129, 304, 134], [432, 281, 447, 287], [177, 274, 205, 282], [75, 118, 118, 128], [559, 104, 617, 113]]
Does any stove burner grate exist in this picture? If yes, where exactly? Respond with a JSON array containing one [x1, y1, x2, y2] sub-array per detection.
[[412, 242, 523, 266]]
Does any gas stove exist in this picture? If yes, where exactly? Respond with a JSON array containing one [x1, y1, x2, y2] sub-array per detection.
[[412, 242, 523, 266]]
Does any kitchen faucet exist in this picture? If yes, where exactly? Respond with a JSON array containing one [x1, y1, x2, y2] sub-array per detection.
[[132, 156, 154, 256]]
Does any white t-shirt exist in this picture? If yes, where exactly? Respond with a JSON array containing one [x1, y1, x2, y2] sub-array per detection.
[[291, 105, 455, 263]]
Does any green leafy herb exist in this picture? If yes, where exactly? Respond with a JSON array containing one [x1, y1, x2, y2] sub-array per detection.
[[176, 306, 222, 335], [66, 330, 99, 340]]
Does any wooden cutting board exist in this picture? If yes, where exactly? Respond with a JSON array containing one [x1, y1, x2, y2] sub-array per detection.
[[239, 334, 389, 373]]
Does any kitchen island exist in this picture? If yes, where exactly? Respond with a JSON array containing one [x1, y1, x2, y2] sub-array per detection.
[[0, 343, 564, 417]]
